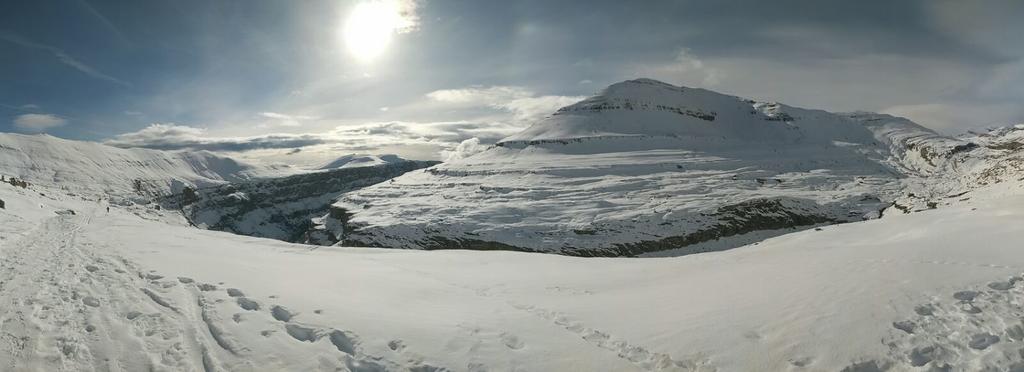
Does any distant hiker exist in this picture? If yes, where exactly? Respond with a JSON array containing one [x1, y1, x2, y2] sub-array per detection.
[[107, 206, 110, 213]]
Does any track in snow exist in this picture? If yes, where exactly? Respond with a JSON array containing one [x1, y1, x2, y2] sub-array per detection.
[[0, 209, 438, 372]]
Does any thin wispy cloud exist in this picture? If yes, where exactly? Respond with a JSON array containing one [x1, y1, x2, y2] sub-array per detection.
[[74, 0, 130, 46], [426, 86, 584, 123], [631, 48, 724, 88], [0, 32, 130, 87], [258, 112, 318, 127], [426, 86, 534, 104]]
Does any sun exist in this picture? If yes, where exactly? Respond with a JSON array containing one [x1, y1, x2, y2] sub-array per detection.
[[342, 1, 409, 62]]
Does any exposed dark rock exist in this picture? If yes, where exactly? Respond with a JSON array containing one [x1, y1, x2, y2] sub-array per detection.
[[338, 197, 842, 258]]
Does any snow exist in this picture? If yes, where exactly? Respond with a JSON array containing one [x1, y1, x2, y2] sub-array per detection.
[[0, 133, 294, 198], [317, 154, 407, 170], [4, 165, 1024, 371], [3, 78, 1024, 370], [328, 79, 963, 255], [502, 78, 877, 145]]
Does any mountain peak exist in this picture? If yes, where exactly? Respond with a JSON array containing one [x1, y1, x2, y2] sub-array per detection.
[[563, 78, 721, 111], [499, 78, 882, 146]]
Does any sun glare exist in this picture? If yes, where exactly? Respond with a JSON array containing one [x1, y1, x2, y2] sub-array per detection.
[[343, 1, 405, 62]]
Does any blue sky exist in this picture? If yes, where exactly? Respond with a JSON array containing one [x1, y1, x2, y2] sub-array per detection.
[[2, 0, 1023, 162]]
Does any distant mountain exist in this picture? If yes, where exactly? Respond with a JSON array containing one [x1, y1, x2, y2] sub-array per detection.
[[322, 78, 981, 256], [0, 131, 444, 242], [0, 133, 292, 200], [317, 154, 407, 170]]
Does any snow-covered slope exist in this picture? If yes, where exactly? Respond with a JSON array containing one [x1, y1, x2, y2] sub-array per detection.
[[326, 79, 969, 256], [0, 133, 290, 199], [317, 154, 407, 170], [5, 164, 1024, 371]]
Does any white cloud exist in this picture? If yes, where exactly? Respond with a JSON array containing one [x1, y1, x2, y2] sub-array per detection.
[[497, 95, 586, 122], [426, 85, 584, 123], [440, 137, 486, 162], [340, 120, 521, 143], [105, 120, 519, 161], [12, 113, 67, 133], [392, 0, 421, 34], [426, 86, 534, 105], [105, 123, 327, 151]]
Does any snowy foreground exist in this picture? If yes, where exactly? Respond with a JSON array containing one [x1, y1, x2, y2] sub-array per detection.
[[4, 181, 1024, 371]]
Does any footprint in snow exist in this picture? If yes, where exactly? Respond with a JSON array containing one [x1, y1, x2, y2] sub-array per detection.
[[952, 290, 979, 302], [387, 339, 405, 352], [236, 297, 259, 311], [892, 320, 915, 334], [499, 332, 525, 350], [283, 323, 357, 355], [968, 333, 999, 350], [82, 296, 100, 307], [270, 305, 295, 322], [908, 346, 936, 367], [988, 280, 1014, 291], [914, 304, 935, 316]]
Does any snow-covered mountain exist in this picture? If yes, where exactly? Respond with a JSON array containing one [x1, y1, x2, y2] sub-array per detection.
[[325, 79, 979, 256], [0, 132, 292, 199], [316, 154, 408, 170]]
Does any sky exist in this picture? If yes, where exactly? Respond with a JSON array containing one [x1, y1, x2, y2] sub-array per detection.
[[2, 0, 1023, 164]]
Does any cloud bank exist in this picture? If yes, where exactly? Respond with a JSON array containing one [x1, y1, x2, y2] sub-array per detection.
[[104, 120, 521, 159]]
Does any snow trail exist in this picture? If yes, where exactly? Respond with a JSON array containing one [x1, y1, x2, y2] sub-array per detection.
[[0, 209, 222, 371], [0, 206, 444, 371]]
